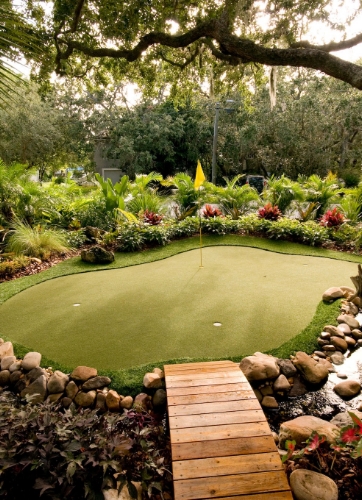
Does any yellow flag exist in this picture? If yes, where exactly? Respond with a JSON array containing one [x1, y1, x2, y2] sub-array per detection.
[[194, 160, 206, 189]]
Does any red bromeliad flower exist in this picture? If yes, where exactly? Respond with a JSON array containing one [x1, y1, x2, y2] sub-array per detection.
[[341, 427, 360, 443]]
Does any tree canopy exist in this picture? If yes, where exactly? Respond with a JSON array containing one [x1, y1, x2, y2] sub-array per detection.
[[25, 0, 362, 93]]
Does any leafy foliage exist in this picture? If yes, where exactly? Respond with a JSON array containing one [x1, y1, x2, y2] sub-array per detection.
[[202, 204, 222, 218], [0, 392, 170, 500], [320, 207, 346, 228]]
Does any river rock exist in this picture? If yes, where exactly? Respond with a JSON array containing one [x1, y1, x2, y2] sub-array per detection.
[[81, 246, 114, 264], [106, 390, 121, 411], [120, 395, 134, 409], [345, 336, 356, 348], [26, 367, 46, 384], [62, 397, 72, 408], [340, 285, 356, 297], [330, 351, 345, 365], [279, 415, 339, 447], [334, 380, 361, 399], [152, 367, 165, 379], [337, 314, 360, 329], [240, 352, 280, 381], [82, 376, 111, 390], [96, 393, 107, 412], [341, 301, 359, 315], [273, 374, 291, 392], [277, 359, 297, 378], [289, 375, 308, 397], [323, 325, 343, 337], [331, 410, 362, 427], [143, 372, 163, 389], [261, 396, 278, 408], [47, 370, 69, 394], [0, 342, 14, 360], [0, 370, 10, 386], [22, 352, 41, 371], [65, 380, 79, 399], [71, 366, 97, 382], [152, 389, 166, 408], [9, 362, 22, 372], [292, 351, 329, 385], [20, 375, 47, 404], [351, 329, 362, 340], [322, 287, 344, 302], [337, 323, 351, 335], [289, 469, 338, 500], [330, 336, 348, 353], [47, 393, 63, 404], [322, 344, 336, 352], [75, 390, 96, 407], [134, 393, 150, 411], [1, 356, 16, 371]]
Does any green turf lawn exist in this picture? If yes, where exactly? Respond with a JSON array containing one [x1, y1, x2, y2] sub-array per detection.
[[1, 235, 361, 371]]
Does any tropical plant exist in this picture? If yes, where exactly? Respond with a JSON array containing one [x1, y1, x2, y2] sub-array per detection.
[[303, 172, 341, 218], [320, 207, 346, 228], [142, 210, 164, 225], [6, 220, 71, 259], [339, 196, 361, 224], [0, 254, 30, 279], [95, 173, 130, 212], [258, 203, 282, 221], [127, 192, 163, 216], [165, 173, 202, 220], [202, 204, 223, 218], [217, 175, 259, 220], [263, 175, 304, 214], [293, 201, 320, 222]]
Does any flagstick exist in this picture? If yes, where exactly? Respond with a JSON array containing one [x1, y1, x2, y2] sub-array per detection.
[[199, 190, 203, 268]]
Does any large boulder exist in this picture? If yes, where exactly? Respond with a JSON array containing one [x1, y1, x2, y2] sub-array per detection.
[[82, 376, 111, 390], [289, 469, 338, 500], [47, 371, 69, 394], [74, 390, 97, 408], [71, 366, 97, 382], [334, 380, 361, 399], [81, 246, 114, 264], [279, 415, 339, 447], [292, 351, 329, 385], [22, 352, 41, 371], [20, 375, 47, 404], [322, 287, 344, 302], [240, 352, 280, 382]]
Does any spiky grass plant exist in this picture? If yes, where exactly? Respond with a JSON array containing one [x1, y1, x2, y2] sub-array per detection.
[[6, 220, 71, 260]]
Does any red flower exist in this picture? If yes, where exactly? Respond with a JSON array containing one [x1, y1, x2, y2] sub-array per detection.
[[307, 432, 325, 451], [341, 427, 360, 443]]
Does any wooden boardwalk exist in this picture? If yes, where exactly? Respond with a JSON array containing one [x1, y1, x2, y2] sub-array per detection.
[[164, 360, 292, 500]]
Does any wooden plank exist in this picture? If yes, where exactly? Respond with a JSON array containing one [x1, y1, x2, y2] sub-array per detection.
[[173, 471, 291, 500], [171, 421, 271, 443], [164, 361, 236, 373], [173, 452, 283, 480], [171, 436, 278, 461], [167, 382, 250, 396], [166, 376, 248, 389], [170, 410, 266, 429], [165, 366, 240, 376], [200, 493, 293, 500], [167, 390, 255, 407], [168, 399, 260, 416], [166, 371, 243, 383]]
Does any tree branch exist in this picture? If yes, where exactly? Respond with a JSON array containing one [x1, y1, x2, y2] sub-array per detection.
[[55, 15, 362, 90], [290, 33, 362, 53], [159, 46, 200, 69], [70, 0, 85, 33]]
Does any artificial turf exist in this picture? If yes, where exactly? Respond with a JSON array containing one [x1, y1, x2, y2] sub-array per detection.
[[0, 235, 361, 374]]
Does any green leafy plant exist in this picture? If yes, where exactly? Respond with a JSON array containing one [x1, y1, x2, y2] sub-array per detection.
[[6, 220, 71, 259], [258, 203, 282, 221], [263, 175, 304, 213], [320, 207, 345, 227], [116, 223, 145, 252], [0, 254, 30, 279]]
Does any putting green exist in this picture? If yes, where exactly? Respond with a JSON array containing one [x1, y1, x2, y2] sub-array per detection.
[[0, 246, 358, 370]]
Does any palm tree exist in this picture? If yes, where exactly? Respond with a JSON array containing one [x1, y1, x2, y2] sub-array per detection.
[[0, 1, 40, 104]]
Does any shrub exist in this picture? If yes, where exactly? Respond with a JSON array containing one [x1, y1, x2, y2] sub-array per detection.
[[0, 392, 170, 500], [201, 216, 238, 235], [0, 255, 30, 278], [142, 225, 171, 246], [320, 207, 345, 228], [116, 224, 145, 252], [258, 203, 282, 221], [267, 218, 301, 240], [6, 220, 71, 260], [295, 220, 329, 246], [62, 229, 87, 248], [168, 217, 199, 238]]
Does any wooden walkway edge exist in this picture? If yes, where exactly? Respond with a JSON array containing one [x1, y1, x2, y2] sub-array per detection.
[[164, 360, 293, 500]]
